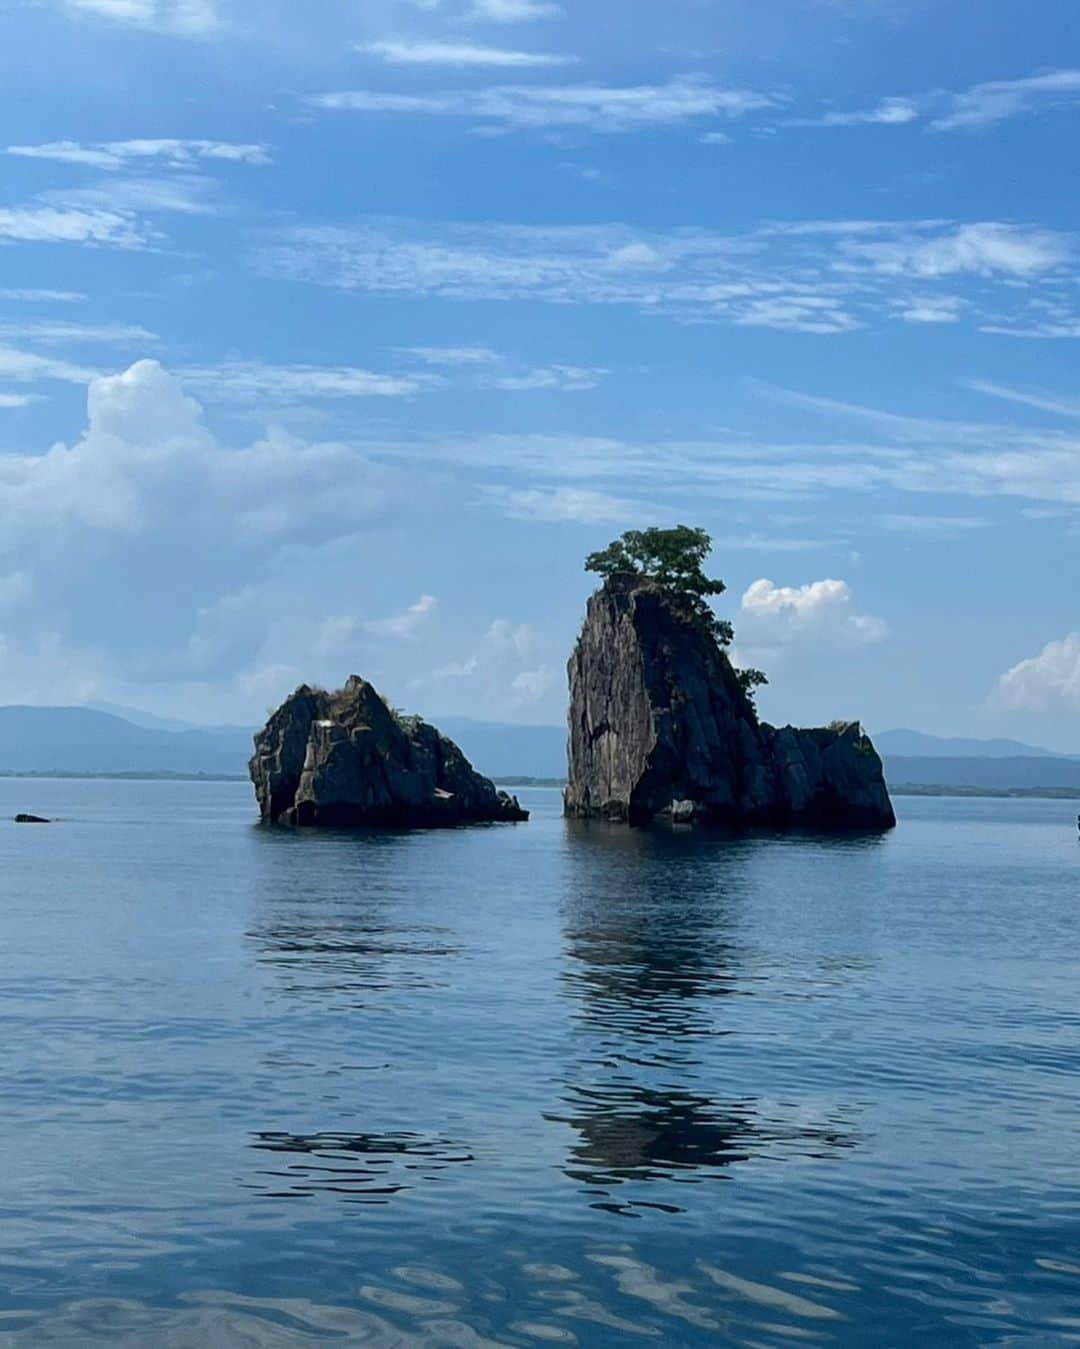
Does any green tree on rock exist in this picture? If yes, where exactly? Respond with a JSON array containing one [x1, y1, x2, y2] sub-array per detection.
[[585, 525, 768, 706]]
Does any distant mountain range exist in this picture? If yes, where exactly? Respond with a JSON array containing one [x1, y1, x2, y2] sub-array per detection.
[[0, 706, 1077, 792], [873, 728, 1067, 759], [0, 706, 252, 776]]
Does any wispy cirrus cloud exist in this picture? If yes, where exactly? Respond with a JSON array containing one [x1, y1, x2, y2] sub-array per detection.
[[0, 320, 157, 346], [0, 205, 145, 247], [8, 139, 270, 170], [965, 379, 1080, 418], [181, 361, 434, 403], [57, 0, 221, 35], [931, 69, 1080, 131], [0, 344, 99, 384], [257, 215, 1077, 336], [786, 68, 1080, 136], [0, 288, 86, 303], [311, 77, 779, 134], [834, 221, 1071, 278], [356, 39, 573, 67], [787, 98, 919, 128], [364, 593, 438, 638], [465, 0, 563, 21]]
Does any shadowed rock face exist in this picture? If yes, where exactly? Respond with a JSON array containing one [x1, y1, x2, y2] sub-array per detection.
[[565, 577, 895, 831], [250, 676, 528, 828]]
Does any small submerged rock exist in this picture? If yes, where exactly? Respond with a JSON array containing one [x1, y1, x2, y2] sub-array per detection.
[[250, 675, 528, 829], [14, 813, 50, 824]]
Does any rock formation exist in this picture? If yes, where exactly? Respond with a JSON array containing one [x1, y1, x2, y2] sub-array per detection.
[[565, 576, 895, 831], [250, 676, 528, 827]]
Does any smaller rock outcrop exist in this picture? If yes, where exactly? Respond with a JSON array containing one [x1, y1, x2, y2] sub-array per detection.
[[14, 813, 50, 824], [250, 676, 528, 828], [565, 576, 895, 831]]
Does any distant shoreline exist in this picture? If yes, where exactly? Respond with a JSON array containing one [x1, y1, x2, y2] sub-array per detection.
[[1, 770, 1077, 802], [0, 770, 248, 783]]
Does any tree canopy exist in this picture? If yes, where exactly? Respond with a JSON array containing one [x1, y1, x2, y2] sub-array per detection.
[[585, 525, 768, 705]]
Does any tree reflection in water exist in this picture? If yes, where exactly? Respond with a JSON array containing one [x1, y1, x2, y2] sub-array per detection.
[[555, 820, 860, 1213]]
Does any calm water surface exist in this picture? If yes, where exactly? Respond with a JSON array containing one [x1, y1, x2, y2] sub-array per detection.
[[0, 781, 1078, 1345]]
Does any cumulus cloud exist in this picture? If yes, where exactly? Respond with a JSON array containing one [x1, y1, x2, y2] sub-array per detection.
[[994, 633, 1080, 712], [0, 359, 408, 703], [739, 578, 887, 646], [415, 618, 554, 712]]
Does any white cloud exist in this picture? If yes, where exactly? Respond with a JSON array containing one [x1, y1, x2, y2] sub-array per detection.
[[0, 288, 86, 303], [45, 174, 222, 217], [932, 69, 1080, 132], [487, 363, 605, 390], [466, 0, 563, 21], [965, 380, 1080, 419], [479, 485, 641, 523], [878, 513, 990, 537], [401, 345, 500, 365], [0, 345, 98, 384], [58, 0, 221, 36], [356, 39, 573, 67], [840, 222, 1071, 279], [790, 98, 919, 128], [181, 361, 433, 402], [312, 77, 778, 133], [994, 633, 1080, 712], [0, 394, 32, 409], [0, 206, 144, 247], [0, 320, 157, 346], [415, 617, 554, 711], [364, 594, 438, 638], [511, 666, 556, 701], [0, 360, 411, 702], [8, 139, 269, 170], [740, 578, 887, 646], [896, 295, 964, 324], [262, 215, 1074, 335]]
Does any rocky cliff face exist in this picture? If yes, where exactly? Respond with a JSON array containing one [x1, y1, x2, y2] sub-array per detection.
[[565, 577, 895, 831], [250, 676, 527, 827]]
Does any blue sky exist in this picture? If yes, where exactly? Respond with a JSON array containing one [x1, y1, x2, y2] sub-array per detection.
[[1, 0, 1078, 747]]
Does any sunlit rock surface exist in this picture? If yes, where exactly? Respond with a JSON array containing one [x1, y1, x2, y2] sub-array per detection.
[[565, 576, 895, 830], [250, 676, 527, 828]]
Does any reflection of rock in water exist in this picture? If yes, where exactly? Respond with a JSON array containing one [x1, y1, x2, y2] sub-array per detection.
[[247, 1130, 473, 1203], [249, 920, 461, 999], [557, 824, 859, 1213], [561, 822, 748, 1044], [550, 1084, 856, 1213]]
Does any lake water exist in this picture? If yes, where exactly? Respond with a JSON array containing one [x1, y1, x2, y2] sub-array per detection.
[[0, 780, 1078, 1346]]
